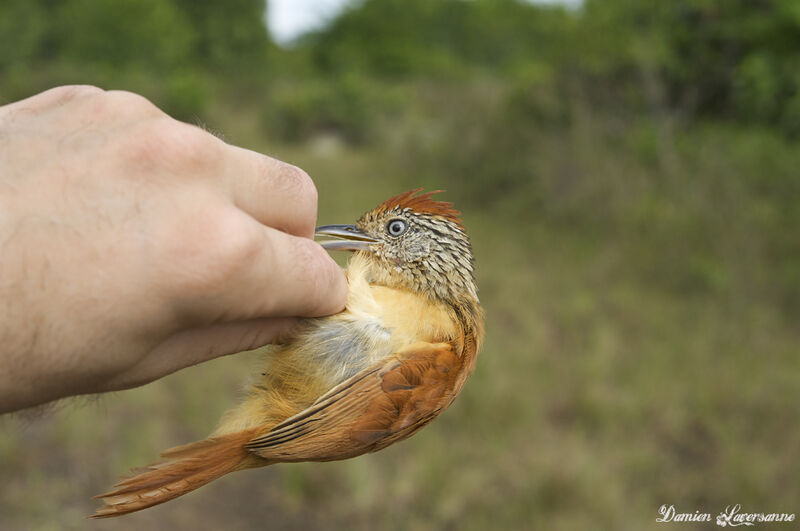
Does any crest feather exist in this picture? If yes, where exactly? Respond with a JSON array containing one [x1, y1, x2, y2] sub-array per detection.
[[376, 189, 462, 226]]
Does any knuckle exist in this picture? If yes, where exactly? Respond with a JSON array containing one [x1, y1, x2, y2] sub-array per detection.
[[164, 121, 222, 171], [121, 118, 220, 173], [269, 162, 318, 235], [77, 90, 161, 124], [276, 163, 318, 208], [52, 84, 105, 102], [27, 85, 105, 110], [103, 90, 162, 117]]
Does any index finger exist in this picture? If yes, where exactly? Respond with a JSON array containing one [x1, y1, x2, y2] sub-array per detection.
[[222, 145, 319, 239]]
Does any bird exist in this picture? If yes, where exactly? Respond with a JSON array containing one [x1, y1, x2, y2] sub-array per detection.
[[92, 189, 485, 518]]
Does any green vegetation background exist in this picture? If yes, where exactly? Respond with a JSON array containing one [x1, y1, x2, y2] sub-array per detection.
[[1, 1, 799, 529]]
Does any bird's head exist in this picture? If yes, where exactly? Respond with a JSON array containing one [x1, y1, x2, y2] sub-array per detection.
[[316, 189, 478, 306]]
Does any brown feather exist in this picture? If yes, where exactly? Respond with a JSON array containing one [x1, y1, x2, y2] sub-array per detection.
[[245, 341, 466, 460], [375, 188, 463, 227], [91, 429, 257, 518]]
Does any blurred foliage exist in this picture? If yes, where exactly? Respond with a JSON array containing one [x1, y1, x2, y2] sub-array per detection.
[[1, 0, 800, 530], [0, 0, 271, 119], [262, 72, 401, 144], [308, 0, 571, 78], [578, 0, 800, 133]]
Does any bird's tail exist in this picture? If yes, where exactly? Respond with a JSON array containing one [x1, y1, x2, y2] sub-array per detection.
[[91, 429, 259, 518]]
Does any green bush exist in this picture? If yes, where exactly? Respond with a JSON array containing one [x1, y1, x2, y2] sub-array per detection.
[[262, 74, 399, 144], [53, 0, 196, 72]]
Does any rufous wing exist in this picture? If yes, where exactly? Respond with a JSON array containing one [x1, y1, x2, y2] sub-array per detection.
[[245, 341, 464, 461]]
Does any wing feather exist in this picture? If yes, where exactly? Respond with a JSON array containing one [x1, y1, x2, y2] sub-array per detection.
[[245, 341, 463, 461]]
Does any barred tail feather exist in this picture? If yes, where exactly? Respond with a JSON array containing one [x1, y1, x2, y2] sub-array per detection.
[[91, 430, 258, 518]]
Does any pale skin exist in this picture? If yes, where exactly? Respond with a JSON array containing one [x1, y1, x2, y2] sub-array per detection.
[[0, 85, 348, 414]]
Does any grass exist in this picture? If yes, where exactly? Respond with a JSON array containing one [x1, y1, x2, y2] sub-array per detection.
[[1, 102, 798, 530]]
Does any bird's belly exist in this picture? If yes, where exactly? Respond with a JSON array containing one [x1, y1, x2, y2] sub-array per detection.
[[298, 282, 458, 388], [214, 283, 458, 435], [301, 313, 395, 385], [213, 315, 394, 436]]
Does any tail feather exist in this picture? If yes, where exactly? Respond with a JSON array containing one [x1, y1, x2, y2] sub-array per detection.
[[91, 430, 258, 518]]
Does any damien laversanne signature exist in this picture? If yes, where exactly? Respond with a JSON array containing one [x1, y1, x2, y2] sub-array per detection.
[[657, 504, 796, 527]]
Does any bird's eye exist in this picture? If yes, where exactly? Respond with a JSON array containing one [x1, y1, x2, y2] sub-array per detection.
[[386, 219, 408, 237]]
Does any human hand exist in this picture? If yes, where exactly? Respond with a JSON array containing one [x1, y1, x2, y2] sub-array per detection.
[[0, 85, 347, 413]]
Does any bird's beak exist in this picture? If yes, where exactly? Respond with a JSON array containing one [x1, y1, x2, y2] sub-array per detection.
[[315, 224, 378, 252]]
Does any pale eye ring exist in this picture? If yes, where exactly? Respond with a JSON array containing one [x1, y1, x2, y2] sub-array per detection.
[[386, 219, 408, 237]]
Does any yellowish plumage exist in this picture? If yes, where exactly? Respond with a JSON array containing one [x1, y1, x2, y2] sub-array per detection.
[[214, 252, 460, 436]]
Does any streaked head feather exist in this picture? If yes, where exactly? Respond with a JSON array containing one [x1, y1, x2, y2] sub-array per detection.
[[375, 188, 463, 228]]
